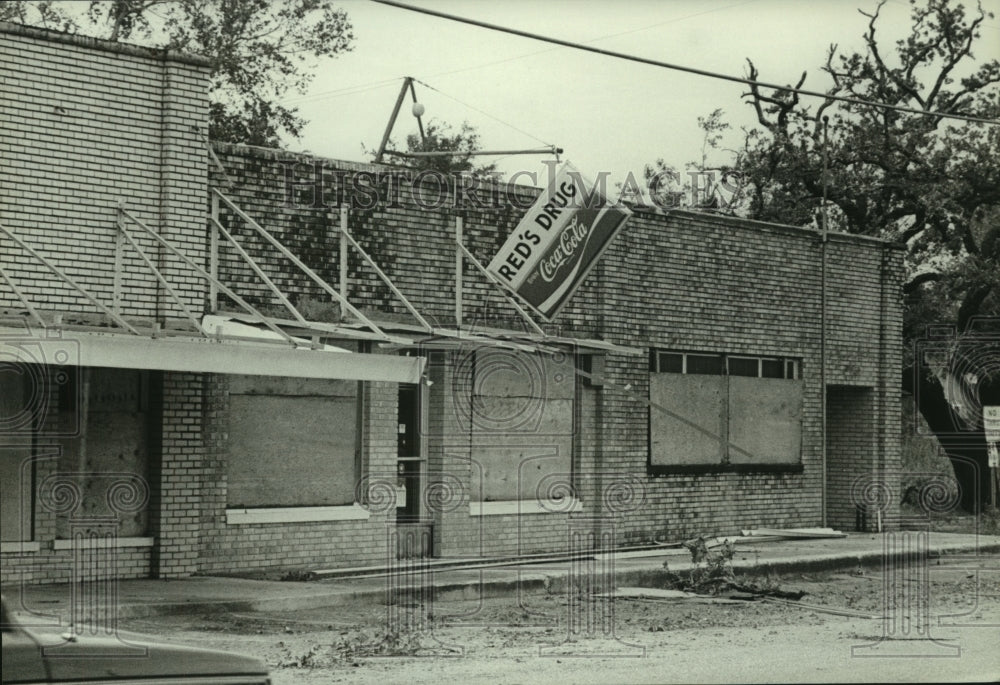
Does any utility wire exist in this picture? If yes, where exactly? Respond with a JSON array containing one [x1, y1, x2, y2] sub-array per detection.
[[413, 78, 553, 147], [422, 0, 759, 81], [281, 76, 405, 105], [370, 0, 1000, 127]]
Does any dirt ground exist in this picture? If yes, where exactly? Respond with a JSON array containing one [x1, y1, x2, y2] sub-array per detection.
[[118, 556, 1000, 684]]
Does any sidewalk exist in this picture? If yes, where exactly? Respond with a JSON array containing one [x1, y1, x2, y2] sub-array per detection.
[[4, 531, 999, 623]]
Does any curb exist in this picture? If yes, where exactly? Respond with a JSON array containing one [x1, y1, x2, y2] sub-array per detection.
[[25, 541, 1000, 621]]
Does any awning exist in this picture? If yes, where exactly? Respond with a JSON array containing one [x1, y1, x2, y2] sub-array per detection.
[[0, 326, 424, 383], [220, 312, 644, 357]]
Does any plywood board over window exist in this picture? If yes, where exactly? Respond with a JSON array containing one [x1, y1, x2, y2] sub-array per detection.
[[0, 365, 33, 543], [648, 350, 803, 469], [227, 375, 359, 508], [649, 374, 725, 466], [727, 376, 802, 464], [467, 350, 575, 502], [56, 367, 151, 539]]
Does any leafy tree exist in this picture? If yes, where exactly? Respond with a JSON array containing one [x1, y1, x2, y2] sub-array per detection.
[[639, 109, 748, 211], [678, 0, 1000, 511], [400, 119, 499, 177], [1, 0, 354, 146]]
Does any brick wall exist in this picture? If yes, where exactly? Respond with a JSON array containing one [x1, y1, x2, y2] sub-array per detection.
[[153, 372, 204, 577], [0, 22, 210, 320], [206, 144, 903, 555], [194, 370, 395, 575], [587, 213, 903, 541], [209, 144, 540, 327], [826, 385, 876, 531], [1, 23, 902, 582]]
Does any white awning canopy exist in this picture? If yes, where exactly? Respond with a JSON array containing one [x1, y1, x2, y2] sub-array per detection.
[[0, 326, 424, 383]]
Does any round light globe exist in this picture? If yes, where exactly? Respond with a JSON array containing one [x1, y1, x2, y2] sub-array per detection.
[[412, 102, 425, 117]]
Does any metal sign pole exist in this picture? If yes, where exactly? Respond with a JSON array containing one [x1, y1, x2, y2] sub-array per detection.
[[375, 77, 412, 164]]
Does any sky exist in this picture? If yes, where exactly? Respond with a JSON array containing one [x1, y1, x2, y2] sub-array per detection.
[[283, 0, 1000, 191]]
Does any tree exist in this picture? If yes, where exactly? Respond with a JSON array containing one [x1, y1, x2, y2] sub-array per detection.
[[1, 0, 354, 146], [694, 0, 999, 512], [638, 108, 749, 211], [398, 119, 499, 177]]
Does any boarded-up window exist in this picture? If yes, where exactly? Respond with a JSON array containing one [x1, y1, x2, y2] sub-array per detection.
[[227, 375, 359, 507], [55, 368, 151, 538], [1, 364, 33, 542], [727, 377, 802, 464], [0, 445, 32, 542], [649, 350, 802, 467], [649, 373, 725, 465], [467, 351, 574, 502]]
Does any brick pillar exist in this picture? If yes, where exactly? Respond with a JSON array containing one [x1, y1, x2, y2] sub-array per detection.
[[878, 247, 904, 530], [199, 373, 229, 566], [157, 52, 210, 320], [428, 349, 474, 558], [358, 377, 396, 561], [154, 372, 205, 577]]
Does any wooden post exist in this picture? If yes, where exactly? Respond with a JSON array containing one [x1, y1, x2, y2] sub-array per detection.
[[209, 193, 219, 313], [455, 216, 463, 330], [991, 459, 997, 509], [990, 466, 997, 509]]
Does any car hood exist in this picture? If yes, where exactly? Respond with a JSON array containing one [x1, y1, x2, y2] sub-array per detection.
[[3, 626, 268, 683]]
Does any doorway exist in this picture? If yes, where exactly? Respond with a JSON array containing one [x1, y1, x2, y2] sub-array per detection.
[[825, 385, 876, 531], [396, 382, 431, 558]]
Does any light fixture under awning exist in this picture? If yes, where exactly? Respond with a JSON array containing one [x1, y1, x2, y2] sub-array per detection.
[[0, 326, 424, 383]]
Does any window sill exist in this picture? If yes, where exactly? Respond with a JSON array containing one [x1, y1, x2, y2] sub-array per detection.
[[648, 462, 803, 475], [1, 541, 41, 554], [226, 504, 370, 525], [52, 537, 153, 551], [470, 499, 583, 517]]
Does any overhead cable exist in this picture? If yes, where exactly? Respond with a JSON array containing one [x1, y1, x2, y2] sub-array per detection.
[[370, 0, 1000, 127]]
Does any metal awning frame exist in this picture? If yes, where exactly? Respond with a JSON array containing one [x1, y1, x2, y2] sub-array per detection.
[[210, 192, 640, 356], [3, 192, 641, 365]]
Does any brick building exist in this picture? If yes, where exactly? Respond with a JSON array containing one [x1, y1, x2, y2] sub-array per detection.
[[1, 23, 903, 584]]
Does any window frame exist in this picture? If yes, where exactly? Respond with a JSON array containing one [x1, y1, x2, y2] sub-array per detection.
[[647, 348, 804, 475], [650, 350, 801, 380]]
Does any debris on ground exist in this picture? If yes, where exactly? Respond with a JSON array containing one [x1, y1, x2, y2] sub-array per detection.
[[595, 588, 743, 605], [660, 535, 809, 600]]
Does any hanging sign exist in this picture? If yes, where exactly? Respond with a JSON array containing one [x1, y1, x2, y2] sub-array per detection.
[[487, 162, 631, 319]]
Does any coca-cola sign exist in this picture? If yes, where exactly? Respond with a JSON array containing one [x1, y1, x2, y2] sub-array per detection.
[[488, 163, 631, 319]]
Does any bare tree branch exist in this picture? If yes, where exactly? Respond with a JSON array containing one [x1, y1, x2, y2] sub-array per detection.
[[903, 272, 942, 293]]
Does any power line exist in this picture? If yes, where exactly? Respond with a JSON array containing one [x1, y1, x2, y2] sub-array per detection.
[[413, 78, 553, 147], [280, 76, 405, 106], [422, 0, 760, 81], [369, 0, 1000, 127]]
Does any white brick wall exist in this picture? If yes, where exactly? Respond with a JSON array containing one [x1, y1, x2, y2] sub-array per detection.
[[0, 23, 210, 320]]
